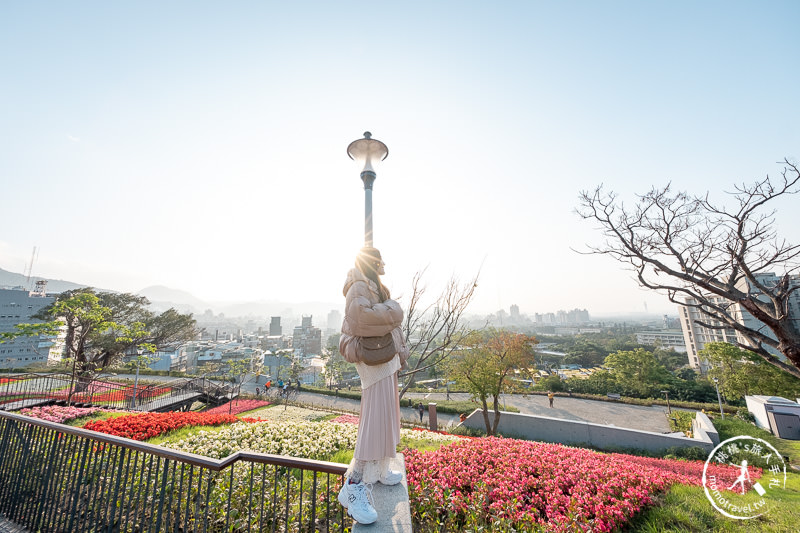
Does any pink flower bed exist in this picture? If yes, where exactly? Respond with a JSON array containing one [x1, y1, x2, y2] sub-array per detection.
[[405, 437, 752, 532], [329, 414, 360, 425], [20, 405, 113, 424], [203, 399, 270, 416]]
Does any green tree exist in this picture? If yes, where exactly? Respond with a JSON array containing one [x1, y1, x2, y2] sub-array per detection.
[[652, 346, 687, 372], [702, 343, 754, 400], [563, 341, 606, 367], [448, 329, 537, 435], [604, 348, 671, 398], [289, 357, 303, 383], [563, 370, 616, 395], [702, 342, 800, 402], [535, 374, 565, 392], [4, 288, 196, 389], [324, 333, 353, 387]]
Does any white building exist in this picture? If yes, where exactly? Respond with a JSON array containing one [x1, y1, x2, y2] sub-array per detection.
[[0, 286, 64, 369], [745, 396, 800, 440], [679, 273, 800, 372], [636, 330, 687, 352]]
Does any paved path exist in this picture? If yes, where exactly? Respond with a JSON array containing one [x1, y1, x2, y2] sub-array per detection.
[[401, 392, 675, 433], [0, 516, 27, 533], [105, 375, 678, 433], [291, 391, 463, 429]]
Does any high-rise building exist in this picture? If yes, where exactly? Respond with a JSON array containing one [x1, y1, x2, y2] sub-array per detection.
[[0, 286, 64, 369], [293, 316, 322, 356], [679, 273, 799, 372], [269, 316, 282, 336], [327, 309, 342, 331]]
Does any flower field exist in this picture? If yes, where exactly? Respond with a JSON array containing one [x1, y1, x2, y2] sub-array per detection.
[[20, 405, 113, 423], [329, 414, 360, 425], [71, 402, 770, 532], [203, 399, 270, 416], [405, 437, 753, 532], [162, 419, 360, 459], [83, 411, 241, 440], [242, 404, 329, 422]]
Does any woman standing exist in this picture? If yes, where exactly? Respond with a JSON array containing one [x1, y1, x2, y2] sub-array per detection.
[[337, 247, 408, 525]]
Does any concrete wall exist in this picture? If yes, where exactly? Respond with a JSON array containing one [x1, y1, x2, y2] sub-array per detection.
[[746, 395, 800, 435], [462, 409, 715, 453], [746, 396, 772, 431], [692, 411, 719, 446]]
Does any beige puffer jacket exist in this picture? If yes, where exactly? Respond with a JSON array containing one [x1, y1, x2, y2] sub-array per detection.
[[339, 268, 404, 363]]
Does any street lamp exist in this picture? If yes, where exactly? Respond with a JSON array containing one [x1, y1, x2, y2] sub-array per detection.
[[347, 132, 388, 247], [712, 377, 725, 419], [130, 349, 143, 410], [660, 390, 671, 415]]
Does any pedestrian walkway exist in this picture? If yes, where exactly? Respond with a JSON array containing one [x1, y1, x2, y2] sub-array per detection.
[[0, 516, 27, 533], [403, 391, 673, 433], [293, 391, 462, 429]]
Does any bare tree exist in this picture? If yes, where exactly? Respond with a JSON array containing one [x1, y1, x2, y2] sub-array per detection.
[[398, 269, 479, 398], [577, 159, 800, 378]]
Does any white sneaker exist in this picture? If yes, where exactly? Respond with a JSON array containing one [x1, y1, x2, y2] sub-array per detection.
[[379, 469, 403, 486], [338, 480, 377, 524]]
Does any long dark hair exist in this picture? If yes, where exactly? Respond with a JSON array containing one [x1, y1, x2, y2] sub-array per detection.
[[355, 247, 390, 302]]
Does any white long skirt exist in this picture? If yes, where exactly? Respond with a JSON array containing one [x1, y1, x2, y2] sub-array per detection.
[[350, 372, 401, 483]]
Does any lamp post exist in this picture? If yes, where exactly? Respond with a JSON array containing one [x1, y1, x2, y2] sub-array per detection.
[[347, 132, 388, 247], [660, 390, 671, 415], [131, 349, 143, 410], [713, 377, 725, 419]]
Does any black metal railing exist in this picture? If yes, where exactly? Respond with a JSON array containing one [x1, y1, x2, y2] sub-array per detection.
[[127, 377, 218, 411], [0, 374, 236, 412], [0, 411, 351, 532]]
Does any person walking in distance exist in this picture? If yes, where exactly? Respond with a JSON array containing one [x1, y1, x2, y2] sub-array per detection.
[[417, 402, 424, 423], [337, 248, 409, 525], [548, 390, 554, 408]]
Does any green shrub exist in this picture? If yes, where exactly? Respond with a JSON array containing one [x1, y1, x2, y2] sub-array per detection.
[[662, 446, 708, 461], [668, 410, 695, 434], [448, 425, 486, 438]]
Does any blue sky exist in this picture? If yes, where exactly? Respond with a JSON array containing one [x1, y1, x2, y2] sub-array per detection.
[[1, 2, 798, 316]]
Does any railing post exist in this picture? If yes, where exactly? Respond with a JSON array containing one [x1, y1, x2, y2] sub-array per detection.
[[106, 446, 128, 533]]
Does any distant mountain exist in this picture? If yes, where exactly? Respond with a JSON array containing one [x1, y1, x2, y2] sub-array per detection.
[[0, 267, 90, 293], [0, 268, 341, 320], [138, 285, 209, 310], [138, 286, 341, 320]]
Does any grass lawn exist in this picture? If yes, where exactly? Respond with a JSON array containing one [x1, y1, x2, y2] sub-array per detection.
[[625, 471, 800, 532], [627, 415, 800, 532], [712, 417, 800, 466], [146, 424, 229, 446]]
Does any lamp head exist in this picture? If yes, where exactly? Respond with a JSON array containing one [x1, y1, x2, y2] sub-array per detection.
[[347, 131, 388, 173]]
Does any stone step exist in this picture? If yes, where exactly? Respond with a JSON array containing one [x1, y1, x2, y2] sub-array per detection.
[[0, 516, 28, 533], [352, 454, 413, 533]]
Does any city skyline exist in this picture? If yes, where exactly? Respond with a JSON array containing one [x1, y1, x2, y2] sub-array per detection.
[[2, 2, 798, 316]]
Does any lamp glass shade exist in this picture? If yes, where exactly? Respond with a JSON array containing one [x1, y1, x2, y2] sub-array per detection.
[[347, 134, 388, 173]]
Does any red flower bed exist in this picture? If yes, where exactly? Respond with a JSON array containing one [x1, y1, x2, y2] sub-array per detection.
[[83, 411, 240, 440], [203, 399, 270, 416], [405, 437, 752, 532], [0, 378, 17, 385], [329, 414, 360, 425]]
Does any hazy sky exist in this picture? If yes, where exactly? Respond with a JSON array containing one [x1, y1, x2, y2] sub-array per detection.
[[2, 2, 798, 317]]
